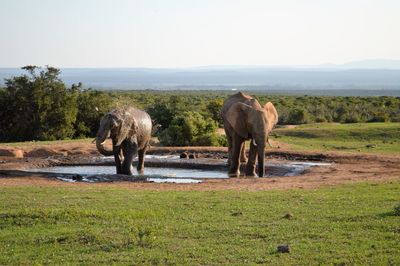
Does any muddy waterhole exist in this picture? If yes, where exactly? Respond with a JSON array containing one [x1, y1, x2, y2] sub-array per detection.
[[30, 155, 331, 183]]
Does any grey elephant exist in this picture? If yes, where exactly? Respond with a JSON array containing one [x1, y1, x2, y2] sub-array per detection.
[[95, 106, 152, 175], [221, 92, 278, 177]]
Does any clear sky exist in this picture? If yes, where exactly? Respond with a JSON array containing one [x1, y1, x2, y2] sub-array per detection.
[[0, 0, 399, 68]]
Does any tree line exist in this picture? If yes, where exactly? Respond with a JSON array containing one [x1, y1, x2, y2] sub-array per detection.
[[1, 66, 399, 144]]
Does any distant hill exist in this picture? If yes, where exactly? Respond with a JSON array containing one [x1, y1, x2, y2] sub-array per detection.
[[337, 59, 400, 69], [1, 60, 400, 95]]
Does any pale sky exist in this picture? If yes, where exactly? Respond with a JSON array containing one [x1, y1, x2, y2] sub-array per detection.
[[0, 0, 399, 68]]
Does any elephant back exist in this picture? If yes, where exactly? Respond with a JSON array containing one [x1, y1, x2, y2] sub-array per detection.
[[221, 92, 261, 119]]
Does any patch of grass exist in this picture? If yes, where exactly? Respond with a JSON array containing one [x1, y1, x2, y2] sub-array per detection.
[[0, 138, 93, 147], [273, 122, 400, 153], [0, 182, 399, 264]]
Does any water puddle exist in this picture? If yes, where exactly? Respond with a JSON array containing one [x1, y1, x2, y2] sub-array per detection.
[[31, 166, 226, 183], [30, 160, 331, 184]]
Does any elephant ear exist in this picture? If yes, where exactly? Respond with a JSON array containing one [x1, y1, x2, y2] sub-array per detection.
[[226, 102, 252, 139], [114, 111, 138, 146], [264, 102, 278, 132]]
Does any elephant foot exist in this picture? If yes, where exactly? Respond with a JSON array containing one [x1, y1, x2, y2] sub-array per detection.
[[121, 165, 133, 175], [137, 168, 144, 175], [244, 171, 257, 177], [228, 170, 240, 178], [245, 167, 257, 177]]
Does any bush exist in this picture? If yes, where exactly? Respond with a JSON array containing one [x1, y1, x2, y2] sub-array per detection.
[[287, 108, 310, 124], [74, 90, 113, 138], [368, 112, 389, 122], [193, 133, 227, 146], [147, 102, 174, 133], [206, 99, 224, 127], [159, 111, 218, 146], [344, 115, 361, 123]]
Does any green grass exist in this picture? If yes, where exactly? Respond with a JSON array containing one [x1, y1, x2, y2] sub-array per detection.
[[0, 138, 93, 147], [0, 183, 399, 265], [273, 122, 400, 154]]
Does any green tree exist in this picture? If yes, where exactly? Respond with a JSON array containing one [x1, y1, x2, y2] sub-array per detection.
[[74, 89, 114, 138], [205, 99, 224, 127], [0, 66, 78, 141], [159, 111, 218, 146], [287, 108, 310, 124]]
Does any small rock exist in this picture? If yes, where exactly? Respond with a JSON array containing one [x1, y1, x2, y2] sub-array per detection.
[[231, 211, 243, 216], [277, 245, 290, 253], [72, 174, 83, 181], [366, 144, 377, 149], [180, 152, 188, 159], [283, 213, 293, 219]]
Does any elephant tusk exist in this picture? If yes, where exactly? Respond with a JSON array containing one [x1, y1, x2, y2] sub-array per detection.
[[252, 139, 258, 146], [267, 137, 273, 148]]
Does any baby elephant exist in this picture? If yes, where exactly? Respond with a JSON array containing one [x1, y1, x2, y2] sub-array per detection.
[[95, 106, 152, 175]]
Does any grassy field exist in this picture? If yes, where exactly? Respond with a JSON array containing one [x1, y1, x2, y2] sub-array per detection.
[[0, 182, 399, 265], [273, 122, 400, 154]]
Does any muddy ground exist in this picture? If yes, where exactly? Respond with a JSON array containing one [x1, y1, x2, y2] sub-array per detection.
[[0, 141, 399, 191]]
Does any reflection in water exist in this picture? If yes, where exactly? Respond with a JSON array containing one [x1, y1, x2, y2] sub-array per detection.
[[37, 166, 228, 178], [33, 166, 227, 183]]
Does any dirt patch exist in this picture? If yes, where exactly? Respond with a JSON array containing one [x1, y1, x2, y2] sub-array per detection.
[[0, 148, 24, 158], [0, 141, 399, 191]]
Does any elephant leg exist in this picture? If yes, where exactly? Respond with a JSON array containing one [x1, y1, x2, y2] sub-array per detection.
[[228, 137, 243, 177], [245, 140, 257, 177], [240, 141, 247, 163], [122, 143, 137, 175], [114, 148, 124, 174], [137, 143, 148, 174]]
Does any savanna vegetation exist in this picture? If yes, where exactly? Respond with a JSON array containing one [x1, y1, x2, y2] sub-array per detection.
[[273, 122, 400, 154], [0, 182, 399, 265], [1, 66, 399, 145]]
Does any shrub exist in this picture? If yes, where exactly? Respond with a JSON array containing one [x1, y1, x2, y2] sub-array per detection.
[[344, 114, 361, 123], [287, 108, 310, 124], [206, 99, 224, 127], [368, 112, 389, 122], [159, 111, 218, 146], [315, 117, 327, 123], [193, 133, 227, 146], [74, 90, 113, 137]]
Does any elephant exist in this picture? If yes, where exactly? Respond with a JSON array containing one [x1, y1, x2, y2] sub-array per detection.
[[95, 106, 152, 175], [221, 92, 278, 177]]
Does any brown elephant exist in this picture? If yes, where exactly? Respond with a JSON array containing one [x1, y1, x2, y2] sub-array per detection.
[[221, 92, 278, 177], [95, 106, 152, 175]]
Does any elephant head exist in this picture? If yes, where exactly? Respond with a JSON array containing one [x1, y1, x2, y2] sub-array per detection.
[[226, 101, 278, 177], [95, 109, 138, 156]]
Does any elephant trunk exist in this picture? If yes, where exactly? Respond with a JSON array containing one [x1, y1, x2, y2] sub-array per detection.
[[95, 129, 114, 156], [257, 144, 265, 177]]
